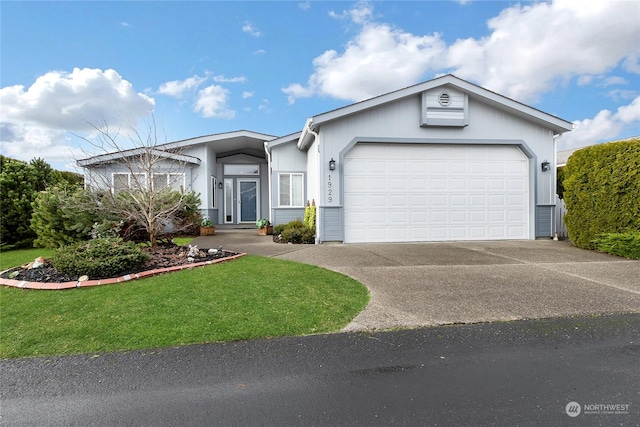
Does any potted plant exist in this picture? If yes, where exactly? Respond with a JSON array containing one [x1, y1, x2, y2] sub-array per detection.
[[200, 217, 216, 236], [256, 218, 273, 236]]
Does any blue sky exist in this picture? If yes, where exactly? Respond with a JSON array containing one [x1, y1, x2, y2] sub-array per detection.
[[1, 0, 639, 171]]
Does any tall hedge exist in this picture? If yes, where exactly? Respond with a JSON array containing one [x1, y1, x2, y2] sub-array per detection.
[[563, 138, 640, 249], [0, 157, 59, 248]]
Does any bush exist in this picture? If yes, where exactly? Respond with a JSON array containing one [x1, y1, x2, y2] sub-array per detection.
[[563, 139, 640, 249], [277, 219, 315, 244], [0, 156, 60, 248], [592, 232, 640, 259], [31, 186, 99, 248], [273, 223, 286, 235], [52, 237, 149, 279]]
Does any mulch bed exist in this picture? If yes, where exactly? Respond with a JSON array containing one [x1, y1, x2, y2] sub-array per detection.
[[1, 244, 239, 283]]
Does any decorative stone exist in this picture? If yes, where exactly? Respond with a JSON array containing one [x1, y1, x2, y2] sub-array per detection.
[[188, 244, 199, 258], [78, 275, 89, 282], [8, 271, 19, 279], [31, 257, 45, 269], [208, 248, 218, 254], [187, 257, 195, 263]]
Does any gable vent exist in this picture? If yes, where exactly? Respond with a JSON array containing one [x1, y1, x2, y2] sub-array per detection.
[[438, 92, 451, 106]]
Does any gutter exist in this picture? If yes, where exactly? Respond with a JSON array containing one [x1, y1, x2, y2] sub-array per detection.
[[297, 118, 318, 150]]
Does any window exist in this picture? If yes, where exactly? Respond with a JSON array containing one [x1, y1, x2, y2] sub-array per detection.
[[224, 164, 259, 175], [112, 173, 146, 193], [211, 176, 217, 208], [278, 173, 303, 207], [152, 173, 184, 191]]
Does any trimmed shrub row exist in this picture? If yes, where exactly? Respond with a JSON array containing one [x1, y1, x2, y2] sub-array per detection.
[[563, 139, 640, 250]]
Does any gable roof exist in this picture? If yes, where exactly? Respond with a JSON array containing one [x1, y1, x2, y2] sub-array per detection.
[[266, 131, 302, 149], [78, 130, 277, 167], [298, 74, 574, 149], [77, 148, 201, 167]]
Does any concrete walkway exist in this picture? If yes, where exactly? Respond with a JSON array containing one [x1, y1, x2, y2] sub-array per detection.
[[193, 231, 640, 331]]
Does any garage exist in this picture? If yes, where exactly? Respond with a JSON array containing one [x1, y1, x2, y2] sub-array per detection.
[[343, 143, 530, 243]]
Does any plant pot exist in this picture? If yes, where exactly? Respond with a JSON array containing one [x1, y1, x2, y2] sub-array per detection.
[[200, 226, 216, 236], [258, 226, 273, 236]]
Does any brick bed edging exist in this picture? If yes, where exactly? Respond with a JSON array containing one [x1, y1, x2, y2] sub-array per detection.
[[0, 253, 247, 290]]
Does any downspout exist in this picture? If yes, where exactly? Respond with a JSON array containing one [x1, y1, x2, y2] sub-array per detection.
[[264, 141, 272, 224], [300, 119, 321, 244]]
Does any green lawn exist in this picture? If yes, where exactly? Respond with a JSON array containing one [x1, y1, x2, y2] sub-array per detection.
[[0, 249, 369, 359]]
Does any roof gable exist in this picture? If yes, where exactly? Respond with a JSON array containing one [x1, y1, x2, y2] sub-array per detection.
[[298, 74, 573, 149], [78, 130, 277, 167]]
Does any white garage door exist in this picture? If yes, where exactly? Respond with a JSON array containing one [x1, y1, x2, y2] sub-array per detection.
[[343, 144, 529, 243]]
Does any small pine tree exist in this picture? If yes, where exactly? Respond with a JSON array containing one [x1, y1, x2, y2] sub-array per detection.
[[31, 186, 98, 248]]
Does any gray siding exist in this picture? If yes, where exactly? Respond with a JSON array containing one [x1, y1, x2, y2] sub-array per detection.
[[320, 206, 343, 242], [536, 205, 554, 238], [272, 208, 305, 226]]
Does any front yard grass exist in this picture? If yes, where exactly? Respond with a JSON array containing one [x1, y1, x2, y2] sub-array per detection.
[[0, 253, 369, 359]]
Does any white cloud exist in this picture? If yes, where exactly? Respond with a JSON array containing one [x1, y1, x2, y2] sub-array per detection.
[[242, 22, 262, 37], [158, 74, 208, 97], [601, 76, 628, 87], [258, 99, 270, 111], [0, 68, 155, 165], [253, 49, 266, 55], [329, 1, 373, 24], [447, 0, 640, 102], [283, 22, 445, 103], [194, 85, 235, 119], [120, 22, 131, 28], [284, 1, 639, 105], [559, 96, 640, 149], [242, 91, 254, 99], [298, 2, 311, 11], [213, 75, 247, 84]]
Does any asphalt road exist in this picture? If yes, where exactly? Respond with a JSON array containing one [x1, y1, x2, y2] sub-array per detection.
[[2, 314, 639, 426]]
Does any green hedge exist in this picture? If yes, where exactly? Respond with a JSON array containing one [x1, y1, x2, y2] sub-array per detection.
[[592, 232, 640, 259], [563, 139, 640, 249], [52, 238, 149, 279]]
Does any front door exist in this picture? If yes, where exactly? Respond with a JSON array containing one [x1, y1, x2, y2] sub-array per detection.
[[238, 179, 259, 223]]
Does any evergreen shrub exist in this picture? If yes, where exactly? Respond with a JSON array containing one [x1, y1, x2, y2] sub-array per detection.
[[563, 139, 640, 249], [52, 237, 149, 278], [592, 232, 640, 259], [31, 186, 99, 248], [275, 219, 315, 244]]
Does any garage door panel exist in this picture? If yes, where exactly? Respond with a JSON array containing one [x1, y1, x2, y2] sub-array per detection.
[[344, 144, 529, 243]]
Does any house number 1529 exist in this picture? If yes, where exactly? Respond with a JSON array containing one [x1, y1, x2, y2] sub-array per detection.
[[327, 174, 333, 203]]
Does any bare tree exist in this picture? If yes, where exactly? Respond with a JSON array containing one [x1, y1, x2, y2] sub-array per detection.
[[76, 116, 200, 248]]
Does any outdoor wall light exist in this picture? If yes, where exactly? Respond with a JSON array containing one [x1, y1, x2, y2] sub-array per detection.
[[218, 181, 223, 189], [329, 158, 336, 171], [541, 160, 550, 172]]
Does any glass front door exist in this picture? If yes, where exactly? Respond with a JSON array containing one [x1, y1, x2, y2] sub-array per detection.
[[238, 179, 259, 223]]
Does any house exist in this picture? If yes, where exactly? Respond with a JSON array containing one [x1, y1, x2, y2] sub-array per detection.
[[79, 130, 277, 225], [79, 74, 573, 243]]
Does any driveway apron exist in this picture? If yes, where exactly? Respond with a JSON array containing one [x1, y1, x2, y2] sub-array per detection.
[[192, 233, 640, 331]]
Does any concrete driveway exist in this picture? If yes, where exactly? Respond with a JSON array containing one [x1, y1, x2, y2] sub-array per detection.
[[193, 231, 640, 331]]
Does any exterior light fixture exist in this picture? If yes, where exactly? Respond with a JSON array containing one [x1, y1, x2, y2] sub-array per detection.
[[218, 181, 223, 189], [541, 160, 550, 172], [329, 158, 336, 171]]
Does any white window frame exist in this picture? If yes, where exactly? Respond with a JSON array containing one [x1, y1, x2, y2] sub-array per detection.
[[211, 176, 217, 208], [112, 172, 146, 193], [224, 164, 260, 175], [152, 173, 185, 192], [278, 173, 304, 207]]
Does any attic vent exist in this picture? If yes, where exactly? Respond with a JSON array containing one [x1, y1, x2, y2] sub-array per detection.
[[438, 92, 451, 106]]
